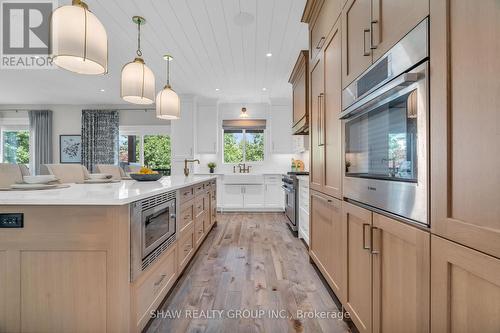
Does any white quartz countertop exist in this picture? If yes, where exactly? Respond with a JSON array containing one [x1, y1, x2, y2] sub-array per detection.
[[0, 175, 216, 206]]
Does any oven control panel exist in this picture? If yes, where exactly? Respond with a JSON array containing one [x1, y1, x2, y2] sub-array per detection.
[[0, 213, 24, 228]]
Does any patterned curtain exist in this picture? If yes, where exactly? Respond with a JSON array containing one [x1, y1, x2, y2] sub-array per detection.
[[81, 110, 119, 172], [28, 110, 53, 175]]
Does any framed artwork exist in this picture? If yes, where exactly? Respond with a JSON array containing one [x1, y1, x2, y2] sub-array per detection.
[[59, 135, 82, 164]]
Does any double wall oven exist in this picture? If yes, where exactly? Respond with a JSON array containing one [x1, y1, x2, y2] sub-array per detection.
[[340, 18, 429, 225], [130, 191, 177, 281]]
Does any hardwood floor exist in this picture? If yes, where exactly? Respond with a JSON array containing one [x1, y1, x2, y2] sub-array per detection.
[[146, 213, 350, 333]]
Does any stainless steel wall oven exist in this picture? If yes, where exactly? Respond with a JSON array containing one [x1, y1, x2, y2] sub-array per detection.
[[340, 18, 429, 225]]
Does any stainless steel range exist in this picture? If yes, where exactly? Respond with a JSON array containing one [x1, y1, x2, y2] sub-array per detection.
[[282, 172, 309, 233], [340, 18, 429, 225]]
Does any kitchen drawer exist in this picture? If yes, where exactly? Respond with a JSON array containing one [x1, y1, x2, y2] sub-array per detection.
[[134, 243, 177, 330], [194, 195, 204, 217], [310, 0, 341, 60], [194, 182, 205, 196], [178, 225, 194, 271], [264, 175, 281, 184], [179, 186, 194, 204], [179, 200, 194, 233], [203, 210, 211, 233], [195, 214, 205, 246]]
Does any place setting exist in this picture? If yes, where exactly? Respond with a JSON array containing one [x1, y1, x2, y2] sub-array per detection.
[[0, 175, 69, 191], [83, 173, 122, 184]]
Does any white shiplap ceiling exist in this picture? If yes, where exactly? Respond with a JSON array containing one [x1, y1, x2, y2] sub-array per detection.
[[0, 0, 308, 105]]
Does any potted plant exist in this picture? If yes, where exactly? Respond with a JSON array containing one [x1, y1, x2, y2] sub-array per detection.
[[345, 161, 351, 173], [207, 162, 217, 174]]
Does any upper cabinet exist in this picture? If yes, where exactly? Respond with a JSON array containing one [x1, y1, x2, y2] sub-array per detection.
[[289, 50, 309, 135], [270, 105, 293, 154], [341, 0, 428, 87], [430, 0, 500, 258], [196, 104, 218, 154]]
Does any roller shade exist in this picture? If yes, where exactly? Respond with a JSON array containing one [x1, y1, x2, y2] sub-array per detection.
[[222, 119, 267, 131]]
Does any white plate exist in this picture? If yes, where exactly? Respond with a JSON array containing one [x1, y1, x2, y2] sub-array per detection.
[[10, 183, 58, 190], [88, 173, 112, 179], [23, 175, 58, 184], [84, 179, 119, 184]]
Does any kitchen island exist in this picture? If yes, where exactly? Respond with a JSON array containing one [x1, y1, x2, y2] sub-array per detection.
[[0, 175, 217, 333]]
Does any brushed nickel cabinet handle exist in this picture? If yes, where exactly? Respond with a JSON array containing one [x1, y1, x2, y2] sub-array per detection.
[[362, 223, 371, 250], [371, 227, 381, 254], [370, 20, 378, 49], [363, 29, 371, 56], [154, 274, 167, 287]]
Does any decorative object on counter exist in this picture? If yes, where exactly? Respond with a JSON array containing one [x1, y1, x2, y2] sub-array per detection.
[[291, 159, 305, 172], [50, 0, 108, 75], [81, 110, 119, 172], [59, 135, 81, 164], [345, 161, 351, 173], [156, 54, 180, 119], [129, 167, 162, 181], [29, 111, 53, 175], [121, 16, 155, 105], [207, 162, 217, 174], [239, 107, 249, 118]]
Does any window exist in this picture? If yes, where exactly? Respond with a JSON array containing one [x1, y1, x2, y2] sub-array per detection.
[[223, 129, 264, 163], [119, 127, 171, 175], [0, 127, 30, 164]]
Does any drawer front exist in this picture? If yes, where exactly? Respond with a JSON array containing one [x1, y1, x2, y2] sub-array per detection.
[[135, 244, 177, 329], [180, 186, 194, 204], [195, 215, 205, 245], [194, 182, 205, 196], [194, 196, 204, 217], [178, 226, 194, 271], [179, 201, 194, 232], [203, 210, 211, 232], [264, 175, 281, 184]]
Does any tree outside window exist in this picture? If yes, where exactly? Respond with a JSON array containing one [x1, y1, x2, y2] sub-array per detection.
[[2, 130, 30, 164], [223, 129, 264, 163]]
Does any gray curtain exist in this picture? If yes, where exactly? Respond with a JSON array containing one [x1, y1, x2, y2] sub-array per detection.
[[29, 110, 53, 175], [81, 110, 119, 172]]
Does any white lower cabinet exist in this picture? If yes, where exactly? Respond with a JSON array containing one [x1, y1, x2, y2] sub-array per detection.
[[221, 175, 284, 211], [222, 184, 244, 209], [243, 184, 265, 208]]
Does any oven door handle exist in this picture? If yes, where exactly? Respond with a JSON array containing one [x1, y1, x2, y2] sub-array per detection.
[[281, 186, 293, 193], [340, 72, 420, 120]]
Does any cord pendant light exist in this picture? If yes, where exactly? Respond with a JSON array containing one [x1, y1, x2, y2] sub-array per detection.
[[51, 0, 108, 75], [156, 54, 180, 120], [121, 16, 155, 105]]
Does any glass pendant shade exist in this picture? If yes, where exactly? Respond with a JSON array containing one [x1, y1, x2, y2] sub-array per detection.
[[51, 1, 108, 75], [121, 58, 155, 104], [156, 85, 180, 119]]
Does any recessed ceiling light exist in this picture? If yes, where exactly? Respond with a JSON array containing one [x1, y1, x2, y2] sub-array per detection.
[[266, 53, 272, 57], [100, 89, 105, 92], [215, 88, 220, 91], [262, 87, 267, 91]]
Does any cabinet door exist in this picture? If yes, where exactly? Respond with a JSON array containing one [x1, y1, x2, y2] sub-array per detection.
[[292, 59, 307, 127], [222, 185, 244, 209], [430, 0, 500, 258], [372, 214, 430, 333], [310, 191, 343, 298], [264, 183, 284, 209], [309, 57, 324, 192], [310, 0, 342, 61], [371, 0, 428, 61], [322, 21, 342, 199], [341, 0, 372, 88], [270, 105, 293, 153], [196, 105, 218, 153], [431, 235, 500, 333], [244, 185, 265, 209], [342, 201, 372, 333]]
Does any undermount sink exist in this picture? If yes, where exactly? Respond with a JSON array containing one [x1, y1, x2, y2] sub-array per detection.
[[223, 174, 263, 184]]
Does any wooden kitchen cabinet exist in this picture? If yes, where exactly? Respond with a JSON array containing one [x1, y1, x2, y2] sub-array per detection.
[[341, 0, 372, 88], [309, 56, 324, 192], [342, 201, 373, 333], [371, 0, 428, 61], [289, 50, 309, 134], [309, 191, 343, 297], [430, 0, 500, 259], [431, 235, 500, 333], [372, 213, 430, 333]]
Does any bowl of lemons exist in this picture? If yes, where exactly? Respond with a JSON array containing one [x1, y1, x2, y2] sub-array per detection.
[[129, 167, 162, 181]]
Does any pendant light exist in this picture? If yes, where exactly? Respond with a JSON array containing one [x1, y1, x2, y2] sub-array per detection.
[[121, 16, 155, 105], [50, 0, 108, 75], [156, 55, 180, 119], [240, 107, 249, 118]]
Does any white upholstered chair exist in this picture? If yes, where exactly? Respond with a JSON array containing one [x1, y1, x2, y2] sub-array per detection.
[[0, 163, 24, 187], [42, 164, 90, 184]]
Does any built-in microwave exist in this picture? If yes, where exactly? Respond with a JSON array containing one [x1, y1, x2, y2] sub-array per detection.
[[340, 18, 429, 225], [130, 191, 176, 281]]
